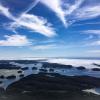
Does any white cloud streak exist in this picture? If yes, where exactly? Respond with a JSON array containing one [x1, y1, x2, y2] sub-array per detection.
[[89, 40, 100, 46], [23, 0, 40, 14], [0, 0, 100, 37], [41, 0, 67, 26], [0, 4, 15, 20], [87, 50, 100, 53], [0, 34, 31, 46], [83, 30, 100, 35], [41, 0, 84, 26], [10, 14, 56, 37], [74, 5, 100, 20], [41, 0, 100, 26], [0, 3, 56, 37], [66, 0, 84, 15], [31, 44, 57, 50]]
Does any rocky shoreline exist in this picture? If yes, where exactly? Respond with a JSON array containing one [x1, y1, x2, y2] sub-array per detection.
[[0, 73, 100, 100], [0, 60, 100, 100]]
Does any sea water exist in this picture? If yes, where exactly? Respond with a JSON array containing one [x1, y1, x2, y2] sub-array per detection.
[[0, 58, 100, 92]]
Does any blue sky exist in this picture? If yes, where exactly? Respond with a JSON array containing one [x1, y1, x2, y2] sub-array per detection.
[[0, 0, 100, 59]]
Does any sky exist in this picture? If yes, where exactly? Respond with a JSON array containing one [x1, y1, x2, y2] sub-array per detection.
[[0, 0, 100, 59]]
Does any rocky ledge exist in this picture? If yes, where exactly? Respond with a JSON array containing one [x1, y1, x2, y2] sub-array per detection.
[[1, 73, 100, 100]]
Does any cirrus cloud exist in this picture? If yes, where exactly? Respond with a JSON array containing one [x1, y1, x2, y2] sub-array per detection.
[[87, 50, 100, 53], [83, 30, 100, 35], [0, 3, 56, 37], [10, 14, 57, 37], [31, 44, 57, 50], [41, 0, 84, 26], [0, 34, 31, 46]]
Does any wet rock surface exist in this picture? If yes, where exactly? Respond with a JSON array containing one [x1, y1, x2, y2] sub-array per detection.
[[42, 62, 73, 69], [0, 75, 5, 79], [0, 88, 5, 95], [0, 81, 3, 84], [91, 68, 100, 71], [0, 75, 100, 100], [0, 60, 100, 100], [76, 66, 86, 70], [17, 70, 22, 73], [32, 67, 37, 70], [21, 67, 29, 70], [93, 63, 100, 67], [0, 63, 21, 70], [19, 74, 24, 78], [7, 73, 100, 93], [1, 73, 98, 100], [6, 75, 16, 79]]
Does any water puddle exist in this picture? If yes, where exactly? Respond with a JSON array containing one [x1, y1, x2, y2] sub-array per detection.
[[83, 88, 100, 95]]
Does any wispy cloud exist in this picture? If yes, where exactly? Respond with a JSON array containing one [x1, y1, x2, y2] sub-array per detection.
[[41, 0, 67, 26], [41, 0, 84, 26], [1, 0, 100, 37], [65, 0, 84, 15], [87, 50, 100, 53], [0, 34, 31, 46], [0, 3, 56, 37], [83, 30, 100, 35], [73, 22, 100, 26], [37, 0, 100, 29], [23, 0, 40, 14], [84, 35, 94, 40], [41, 0, 100, 27], [31, 44, 57, 50], [73, 4, 100, 20], [30, 42, 85, 51], [10, 14, 57, 37], [0, 4, 15, 20], [89, 40, 100, 46]]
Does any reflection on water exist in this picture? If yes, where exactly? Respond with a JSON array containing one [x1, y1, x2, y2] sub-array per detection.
[[0, 60, 100, 89], [83, 88, 100, 95], [0, 62, 42, 89]]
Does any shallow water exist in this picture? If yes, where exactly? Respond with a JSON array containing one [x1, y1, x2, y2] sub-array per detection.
[[83, 88, 100, 95], [0, 59, 100, 89], [0, 62, 43, 89]]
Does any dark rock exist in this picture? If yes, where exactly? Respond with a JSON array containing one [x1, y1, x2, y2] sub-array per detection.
[[6, 75, 16, 79], [93, 63, 100, 67], [0, 88, 5, 95], [76, 66, 86, 70], [92, 68, 100, 71], [18, 70, 22, 73], [6, 74, 100, 95], [32, 67, 37, 70], [12, 60, 39, 64], [19, 74, 24, 77], [0, 75, 5, 79], [42, 63, 73, 69], [0, 63, 21, 69], [49, 68, 54, 72], [0, 81, 2, 84], [21, 67, 29, 70], [65, 65, 73, 69], [39, 69, 48, 72]]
